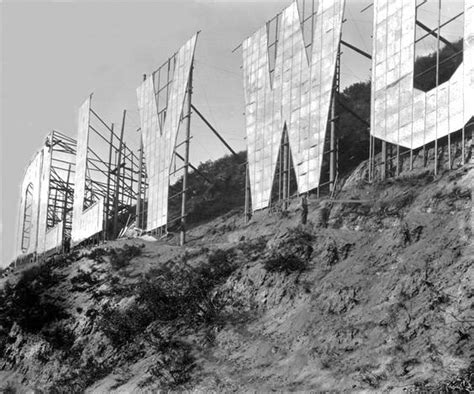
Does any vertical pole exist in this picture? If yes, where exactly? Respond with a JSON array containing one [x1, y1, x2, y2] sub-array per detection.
[[448, 134, 451, 169], [369, 132, 373, 181], [136, 135, 144, 228], [395, 144, 400, 176], [105, 124, 114, 240], [279, 144, 283, 201], [122, 143, 127, 208], [113, 110, 126, 238], [282, 127, 289, 209], [329, 91, 336, 192], [52, 187, 59, 227], [244, 162, 251, 223], [287, 136, 291, 204], [434, 0, 441, 176], [180, 63, 193, 246], [62, 164, 71, 252], [130, 150, 134, 206], [330, 48, 340, 192], [381, 141, 387, 180], [461, 126, 465, 166]]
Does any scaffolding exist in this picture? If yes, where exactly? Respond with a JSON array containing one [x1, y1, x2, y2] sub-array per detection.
[[45, 131, 76, 247], [82, 100, 146, 241]]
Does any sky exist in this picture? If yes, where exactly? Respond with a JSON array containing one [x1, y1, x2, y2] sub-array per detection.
[[1, 0, 421, 267]]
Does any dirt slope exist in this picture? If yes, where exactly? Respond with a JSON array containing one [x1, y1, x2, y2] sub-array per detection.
[[1, 163, 472, 393]]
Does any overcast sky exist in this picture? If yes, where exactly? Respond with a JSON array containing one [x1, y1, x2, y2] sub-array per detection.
[[3, 0, 430, 267]]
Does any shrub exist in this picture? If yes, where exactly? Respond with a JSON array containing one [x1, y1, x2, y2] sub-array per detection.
[[43, 324, 76, 351], [147, 339, 195, 388], [89, 247, 109, 263], [0, 264, 67, 333], [109, 244, 142, 270], [99, 303, 152, 347], [70, 270, 95, 287], [99, 248, 238, 349], [238, 237, 268, 261], [264, 253, 307, 274]]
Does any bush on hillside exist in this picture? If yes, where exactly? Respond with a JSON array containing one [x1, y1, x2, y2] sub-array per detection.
[[0, 264, 67, 333], [264, 253, 307, 274], [99, 248, 239, 348], [109, 244, 143, 270]]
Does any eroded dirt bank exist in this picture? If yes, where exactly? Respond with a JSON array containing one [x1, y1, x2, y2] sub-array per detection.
[[1, 164, 472, 392]]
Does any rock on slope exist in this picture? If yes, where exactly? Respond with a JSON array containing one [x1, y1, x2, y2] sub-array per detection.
[[0, 164, 472, 393]]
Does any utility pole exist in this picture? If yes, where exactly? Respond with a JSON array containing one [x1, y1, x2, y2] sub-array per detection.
[[180, 64, 193, 246]]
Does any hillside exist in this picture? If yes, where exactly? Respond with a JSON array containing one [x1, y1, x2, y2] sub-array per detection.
[[1, 158, 472, 392]]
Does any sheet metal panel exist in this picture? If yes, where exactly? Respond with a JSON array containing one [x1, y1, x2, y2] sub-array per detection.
[[371, 0, 473, 149], [15, 150, 43, 256], [71, 97, 104, 244], [44, 222, 63, 253], [15, 141, 66, 257], [243, 0, 345, 211], [137, 34, 198, 231], [36, 145, 53, 254]]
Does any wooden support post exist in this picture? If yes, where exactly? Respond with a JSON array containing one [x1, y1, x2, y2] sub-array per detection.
[[136, 134, 144, 228], [330, 91, 336, 192], [180, 64, 193, 246], [434, 0, 441, 176], [113, 110, 126, 238], [62, 164, 72, 252], [369, 133, 373, 181], [244, 162, 251, 223], [105, 123, 114, 240], [282, 127, 289, 209], [381, 140, 387, 180], [279, 144, 283, 200]]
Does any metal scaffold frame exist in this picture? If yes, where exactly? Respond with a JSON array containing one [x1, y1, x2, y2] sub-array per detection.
[[84, 101, 145, 241], [45, 131, 77, 249]]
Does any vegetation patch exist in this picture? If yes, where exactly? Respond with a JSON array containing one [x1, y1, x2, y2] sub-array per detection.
[[109, 244, 143, 270], [264, 253, 307, 274], [0, 264, 67, 334], [99, 247, 239, 349]]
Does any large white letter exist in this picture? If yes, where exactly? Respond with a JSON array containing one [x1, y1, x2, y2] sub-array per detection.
[[371, 0, 473, 149], [242, 0, 345, 211], [136, 34, 197, 231], [71, 97, 104, 245]]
